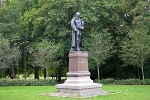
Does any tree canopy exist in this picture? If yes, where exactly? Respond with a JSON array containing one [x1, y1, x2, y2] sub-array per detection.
[[0, 0, 150, 80]]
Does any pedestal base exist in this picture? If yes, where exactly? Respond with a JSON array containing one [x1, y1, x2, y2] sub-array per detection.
[[55, 51, 102, 97], [55, 76, 102, 97]]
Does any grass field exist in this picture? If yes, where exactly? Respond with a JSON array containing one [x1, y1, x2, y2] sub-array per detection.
[[0, 85, 150, 100]]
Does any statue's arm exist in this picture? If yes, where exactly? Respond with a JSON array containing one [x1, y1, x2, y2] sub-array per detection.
[[81, 20, 84, 30], [71, 18, 78, 32]]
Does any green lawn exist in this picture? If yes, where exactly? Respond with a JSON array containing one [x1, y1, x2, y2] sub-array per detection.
[[0, 85, 149, 100]]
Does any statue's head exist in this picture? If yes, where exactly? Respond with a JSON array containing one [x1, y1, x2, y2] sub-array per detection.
[[75, 12, 80, 19]]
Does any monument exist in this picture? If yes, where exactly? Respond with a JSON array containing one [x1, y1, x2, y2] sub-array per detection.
[[55, 12, 102, 97]]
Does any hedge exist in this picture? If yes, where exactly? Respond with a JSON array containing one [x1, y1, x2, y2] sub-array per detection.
[[94, 78, 150, 85], [1, 78, 150, 86], [0, 79, 56, 86]]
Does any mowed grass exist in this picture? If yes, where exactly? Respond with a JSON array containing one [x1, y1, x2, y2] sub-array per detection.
[[0, 85, 150, 100]]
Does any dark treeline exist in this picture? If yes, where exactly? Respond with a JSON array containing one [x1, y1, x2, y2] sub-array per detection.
[[0, 0, 150, 84]]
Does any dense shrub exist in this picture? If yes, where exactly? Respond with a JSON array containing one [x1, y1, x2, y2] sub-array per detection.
[[113, 79, 143, 85], [94, 78, 115, 84], [0, 79, 57, 86], [145, 79, 150, 85], [94, 78, 150, 85]]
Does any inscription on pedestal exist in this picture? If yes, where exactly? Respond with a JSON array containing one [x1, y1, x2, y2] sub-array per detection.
[[81, 61, 85, 63]]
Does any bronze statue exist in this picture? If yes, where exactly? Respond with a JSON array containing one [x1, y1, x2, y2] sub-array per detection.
[[70, 12, 84, 51]]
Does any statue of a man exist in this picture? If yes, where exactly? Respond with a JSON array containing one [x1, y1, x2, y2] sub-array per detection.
[[70, 12, 84, 51]]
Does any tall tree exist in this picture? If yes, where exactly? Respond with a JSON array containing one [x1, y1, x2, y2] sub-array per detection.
[[0, 37, 10, 69], [19, 0, 38, 79], [29, 39, 60, 79], [9, 44, 21, 78], [0, 36, 21, 79], [120, 0, 150, 83], [89, 29, 115, 83], [120, 27, 150, 84]]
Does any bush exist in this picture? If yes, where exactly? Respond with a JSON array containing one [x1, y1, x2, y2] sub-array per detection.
[[0, 79, 57, 86], [94, 78, 115, 84], [145, 79, 150, 85], [113, 79, 143, 85], [94, 78, 150, 85], [102, 78, 115, 84]]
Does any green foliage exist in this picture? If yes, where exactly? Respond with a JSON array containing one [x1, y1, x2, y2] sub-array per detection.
[[120, 28, 150, 65], [0, 37, 11, 68], [94, 78, 150, 85], [0, 79, 56, 86], [88, 29, 115, 82], [0, 0, 23, 42], [95, 78, 115, 85], [29, 39, 61, 68], [0, 69, 6, 78], [114, 79, 143, 85], [120, 28, 150, 84], [0, 0, 150, 80], [119, 0, 150, 84], [89, 29, 115, 66]]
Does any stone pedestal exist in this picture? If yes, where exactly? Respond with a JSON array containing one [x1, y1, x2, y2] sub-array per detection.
[[55, 51, 102, 97]]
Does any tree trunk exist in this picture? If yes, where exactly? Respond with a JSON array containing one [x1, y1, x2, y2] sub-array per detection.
[[97, 64, 100, 83], [44, 68, 46, 79], [7, 69, 13, 79], [137, 68, 140, 80], [46, 68, 49, 77], [24, 44, 26, 79], [58, 63, 62, 82], [4, 69, 6, 79], [17, 64, 19, 78], [34, 66, 39, 79], [141, 65, 145, 84], [12, 65, 15, 79]]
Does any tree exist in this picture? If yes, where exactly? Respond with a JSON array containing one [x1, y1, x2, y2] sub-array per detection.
[[0, 37, 10, 69], [1, 0, 150, 80], [0, 36, 21, 79], [19, 0, 38, 79], [20, 0, 126, 80], [0, 0, 26, 78], [29, 39, 60, 79], [120, 27, 150, 84], [9, 44, 21, 78], [119, 0, 150, 84], [88, 29, 115, 83]]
